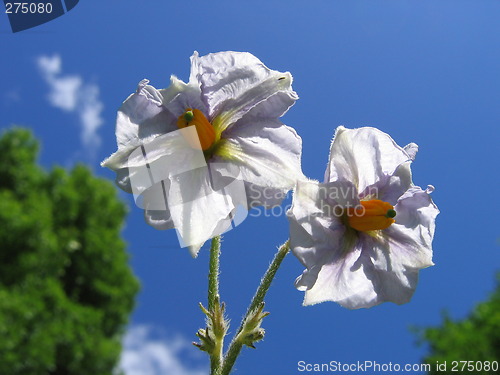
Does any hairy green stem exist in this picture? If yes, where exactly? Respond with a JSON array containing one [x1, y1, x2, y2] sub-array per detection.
[[208, 236, 222, 374], [219, 240, 290, 375], [208, 236, 221, 311]]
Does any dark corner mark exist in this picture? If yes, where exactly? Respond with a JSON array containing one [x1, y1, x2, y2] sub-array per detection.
[[3, 0, 79, 33]]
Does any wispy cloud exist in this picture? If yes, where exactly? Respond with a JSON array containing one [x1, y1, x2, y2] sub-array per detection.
[[37, 54, 104, 153], [117, 325, 207, 375]]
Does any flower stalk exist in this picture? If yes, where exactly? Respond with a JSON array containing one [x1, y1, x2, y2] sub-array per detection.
[[218, 240, 290, 375], [194, 236, 227, 375], [208, 236, 221, 311], [208, 236, 224, 374]]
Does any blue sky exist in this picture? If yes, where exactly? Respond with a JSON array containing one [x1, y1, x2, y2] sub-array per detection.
[[1, 1, 500, 374]]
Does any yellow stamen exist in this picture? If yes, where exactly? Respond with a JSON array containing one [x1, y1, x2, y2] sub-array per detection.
[[347, 199, 396, 232], [177, 108, 216, 151]]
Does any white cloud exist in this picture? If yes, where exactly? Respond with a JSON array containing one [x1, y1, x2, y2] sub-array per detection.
[[80, 84, 103, 150], [117, 325, 207, 375], [37, 54, 61, 76], [48, 75, 82, 111], [37, 54, 104, 152]]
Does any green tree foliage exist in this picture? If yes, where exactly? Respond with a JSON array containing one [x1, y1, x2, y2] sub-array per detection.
[[419, 275, 500, 374], [0, 127, 140, 374]]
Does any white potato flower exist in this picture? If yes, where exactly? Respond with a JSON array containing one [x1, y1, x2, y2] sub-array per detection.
[[102, 51, 303, 256], [288, 126, 438, 308]]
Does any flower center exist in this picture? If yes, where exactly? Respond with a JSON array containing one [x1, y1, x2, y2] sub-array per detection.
[[177, 108, 216, 151], [347, 199, 396, 232]]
